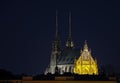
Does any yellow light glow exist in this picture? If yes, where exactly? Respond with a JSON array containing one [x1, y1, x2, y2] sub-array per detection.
[[73, 42, 98, 75]]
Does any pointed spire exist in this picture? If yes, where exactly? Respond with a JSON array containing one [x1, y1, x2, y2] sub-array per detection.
[[66, 11, 74, 48], [52, 11, 60, 52], [83, 40, 88, 51], [69, 11, 71, 39], [55, 11, 58, 38]]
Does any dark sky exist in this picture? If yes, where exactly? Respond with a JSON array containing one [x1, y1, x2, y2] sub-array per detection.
[[0, 0, 120, 75]]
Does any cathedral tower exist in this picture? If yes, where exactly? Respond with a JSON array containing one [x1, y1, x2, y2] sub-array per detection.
[[50, 11, 60, 74], [73, 41, 98, 75], [66, 12, 74, 48], [45, 11, 60, 74]]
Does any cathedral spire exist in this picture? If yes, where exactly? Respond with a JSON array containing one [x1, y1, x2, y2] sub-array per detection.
[[49, 11, 60, 74], [69, 11, 71, 39], [83, 40, 88, 51], [55, 11, 58, 38], [66, 12, 74, 48], [52, 11, 60, 52]]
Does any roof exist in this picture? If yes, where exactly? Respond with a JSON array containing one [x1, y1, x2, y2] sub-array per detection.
[[57, 48, 80, 65]]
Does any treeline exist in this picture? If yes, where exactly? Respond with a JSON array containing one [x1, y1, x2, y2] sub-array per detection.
[[0, 69, 22, 80]]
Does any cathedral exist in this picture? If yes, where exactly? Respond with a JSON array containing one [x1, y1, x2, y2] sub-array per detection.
[[44, 12, 98, 75]]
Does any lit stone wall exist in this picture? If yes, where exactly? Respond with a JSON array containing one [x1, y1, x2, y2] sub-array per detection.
[[57, 64, 74, 74]]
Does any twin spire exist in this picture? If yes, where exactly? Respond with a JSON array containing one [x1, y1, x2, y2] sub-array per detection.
[[54, 11, 74, 49], [54, 11, 89, 50]]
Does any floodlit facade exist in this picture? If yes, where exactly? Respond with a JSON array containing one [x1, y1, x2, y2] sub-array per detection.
[[44, 12, 79, 75], [74, 41, 98, 75], [44, 12, 98, 75]]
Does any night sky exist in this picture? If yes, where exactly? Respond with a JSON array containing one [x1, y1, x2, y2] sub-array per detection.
[[0, 0, 120, 75]]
